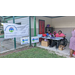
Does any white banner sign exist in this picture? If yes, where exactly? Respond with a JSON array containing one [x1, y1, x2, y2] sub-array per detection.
[[21, 37, 29, 45], [3, 23, 29, 39], [2, 17, 29, 39], [31, 37, 39, 43]]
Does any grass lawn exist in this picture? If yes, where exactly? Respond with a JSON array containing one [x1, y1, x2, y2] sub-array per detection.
[[0, 47, 65, 58]]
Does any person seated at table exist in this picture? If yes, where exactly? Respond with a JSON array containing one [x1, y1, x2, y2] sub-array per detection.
[[56, 30, 65, 38], [46, 30, 52, 36], [52, 31, 56, 37], [46, 30, 52, 45], [50, 30, 66, 48]]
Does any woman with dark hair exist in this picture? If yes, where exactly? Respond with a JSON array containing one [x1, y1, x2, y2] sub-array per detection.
[[46, 30, 52, 36], [46, 30, 52, 46], [51, 30, 66, 48], [56, 30, 65, 37]]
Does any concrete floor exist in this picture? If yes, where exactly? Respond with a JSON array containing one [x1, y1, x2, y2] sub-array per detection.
[[37, 43, 70, 57]]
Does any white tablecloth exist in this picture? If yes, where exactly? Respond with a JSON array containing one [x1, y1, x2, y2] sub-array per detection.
[[40, 37, 63, 40]]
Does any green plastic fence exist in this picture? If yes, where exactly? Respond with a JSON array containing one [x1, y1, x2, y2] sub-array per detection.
[[0, 35, 4, 38]]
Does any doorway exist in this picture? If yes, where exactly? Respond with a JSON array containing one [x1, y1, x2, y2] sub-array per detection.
[[39, 20, 45, 42]]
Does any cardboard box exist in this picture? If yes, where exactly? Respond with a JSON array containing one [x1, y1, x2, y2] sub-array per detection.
[[41, 40, 49, 47], [59, 45, 65, 51]]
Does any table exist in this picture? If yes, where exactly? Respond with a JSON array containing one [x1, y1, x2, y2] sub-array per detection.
[[40, 36, 64, 49], [41, 37, 63, 40]]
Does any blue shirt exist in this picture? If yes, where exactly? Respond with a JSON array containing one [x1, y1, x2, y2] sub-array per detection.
[[46, 33, 52, 36], [46, 33, 49, 36]]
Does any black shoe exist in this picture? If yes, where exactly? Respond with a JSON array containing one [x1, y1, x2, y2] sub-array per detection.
[[49, 45, 51, 47], [56, 46, 58, 49], [56, 47, 58, 49]]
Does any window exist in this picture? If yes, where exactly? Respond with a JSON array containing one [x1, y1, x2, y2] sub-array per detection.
[[16, 22, 21, 25]]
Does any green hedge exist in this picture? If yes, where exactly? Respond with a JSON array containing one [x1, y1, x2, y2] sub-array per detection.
[[0, 34, 4, 38]]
